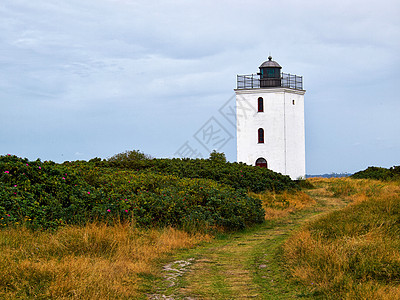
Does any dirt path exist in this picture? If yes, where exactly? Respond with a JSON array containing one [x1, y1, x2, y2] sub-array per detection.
[[148, 187, 347, 299]]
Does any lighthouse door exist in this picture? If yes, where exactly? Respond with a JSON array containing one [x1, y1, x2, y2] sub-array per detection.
[[255, 158, 268, 168]]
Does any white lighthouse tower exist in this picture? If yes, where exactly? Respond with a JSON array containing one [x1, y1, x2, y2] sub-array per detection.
[[235, 56, 305, 179]]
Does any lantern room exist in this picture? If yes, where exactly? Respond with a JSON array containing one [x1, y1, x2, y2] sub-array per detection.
[[258, 56, 282, 87]]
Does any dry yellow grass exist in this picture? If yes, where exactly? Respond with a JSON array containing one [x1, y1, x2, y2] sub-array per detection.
[[284, 178, 400, 299], [307, 177, 399, 199], [249, 190, 315, 220], [0, 223, 211, 299]]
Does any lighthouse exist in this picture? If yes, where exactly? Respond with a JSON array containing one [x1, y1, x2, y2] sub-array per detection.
[[235, 56, 305, 179]]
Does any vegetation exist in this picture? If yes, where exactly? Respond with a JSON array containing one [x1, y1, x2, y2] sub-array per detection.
[[104, 150, 297, 193], [107, 149, 153, 162], [147, 189, 319, 299], [2, 150, 400, 299], [249, 190, 315, 220], [0, 150, 299, 299], [208, 150, 227, 164], [284, 178, 400, 299], [0, 224, 211, 299], [352, 165, 400, 181], [0, 153, 274, 231]]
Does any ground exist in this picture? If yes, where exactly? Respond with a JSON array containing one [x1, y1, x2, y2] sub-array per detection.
[[147, 184, 347, 299]]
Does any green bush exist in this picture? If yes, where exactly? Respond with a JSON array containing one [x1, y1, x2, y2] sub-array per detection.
[[0, 155, 264, 231], [107, 150, 152, 164], [352, 166, 400, 181], [0, 155, 103, 229], [209, 150, 227, 164], [105, 156, 297, 193]]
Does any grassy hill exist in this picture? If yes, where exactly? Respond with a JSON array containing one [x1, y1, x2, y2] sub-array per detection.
[[0, 150, 301, 299], [2, 152, 399, 299]]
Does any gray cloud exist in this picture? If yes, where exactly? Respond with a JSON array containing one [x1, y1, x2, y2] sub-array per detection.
[[0, 0, 399, 173]]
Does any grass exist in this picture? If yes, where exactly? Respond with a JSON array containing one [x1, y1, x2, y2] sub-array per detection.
[[148, 178, 400, 299], [0, 183, 310, 299], [249, 190, 316, 220], [147, 189, 341, 299], [284, 178, 400, 299], [2, 177, 400, 299], [0, 223, 211, 299]]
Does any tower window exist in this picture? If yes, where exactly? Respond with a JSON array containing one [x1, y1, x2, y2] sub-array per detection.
[[258, 97, 264, 112], [267, 69, 275, 77], [258, 128, 264, 143]]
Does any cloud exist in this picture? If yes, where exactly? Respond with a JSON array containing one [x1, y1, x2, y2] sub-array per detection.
[[0, 0, 399, 172]]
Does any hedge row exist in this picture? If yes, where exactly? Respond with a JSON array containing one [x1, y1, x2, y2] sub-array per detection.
[[102, 157, 297, 193], [0, 155, 264, 231], [351, 166, 400, 181]]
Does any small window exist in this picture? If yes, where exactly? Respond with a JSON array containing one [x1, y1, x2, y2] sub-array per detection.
[[267, 69, 275, 77], [258, 97, 264, 112], [292, 99, 295, 105], [258, 128, 264, 143]]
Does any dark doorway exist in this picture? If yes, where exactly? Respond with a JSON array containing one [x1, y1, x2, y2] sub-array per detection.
[[255, 157, 267, 168]]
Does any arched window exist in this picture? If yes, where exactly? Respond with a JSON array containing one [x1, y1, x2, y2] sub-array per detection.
[[258, 128, 264, 143], [255, 157, 268, 168], [258, 97, 264, 112]]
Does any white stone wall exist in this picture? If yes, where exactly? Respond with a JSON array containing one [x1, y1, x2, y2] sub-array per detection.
[[235, 87, 305, 179]]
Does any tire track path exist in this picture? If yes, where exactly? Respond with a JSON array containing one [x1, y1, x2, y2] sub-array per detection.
[[149, 187, 347, 299]]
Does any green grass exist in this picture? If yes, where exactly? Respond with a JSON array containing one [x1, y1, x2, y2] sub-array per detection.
[[3, 154, 400, 300], [146, 187, 347, 299], [147, 178, 400, 299]]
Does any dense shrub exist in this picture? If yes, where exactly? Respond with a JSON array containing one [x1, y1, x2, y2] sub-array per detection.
[[352, 166, 400, 181], [208, 150, 227, 164], [105, 157, 296, 193], [107, 149, 152, 163], [0, 155, 264, 230], [0, 155, 103, 229]]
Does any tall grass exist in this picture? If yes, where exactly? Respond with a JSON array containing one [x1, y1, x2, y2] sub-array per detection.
[[249, 190, 315, 220], [0, 223, 211, 299], [284, 178, 400, 299]]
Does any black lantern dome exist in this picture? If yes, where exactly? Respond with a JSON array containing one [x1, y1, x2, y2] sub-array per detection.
[[259, 56, 282, 87]]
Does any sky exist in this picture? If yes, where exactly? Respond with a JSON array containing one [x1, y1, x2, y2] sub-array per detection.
[[1, 0, 399, 175]]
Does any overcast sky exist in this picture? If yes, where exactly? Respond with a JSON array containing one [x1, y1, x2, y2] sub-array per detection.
[[1, 0, 399, 174]]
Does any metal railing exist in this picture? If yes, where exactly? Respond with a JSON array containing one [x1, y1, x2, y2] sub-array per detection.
[[236, 72, 303, 90]]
